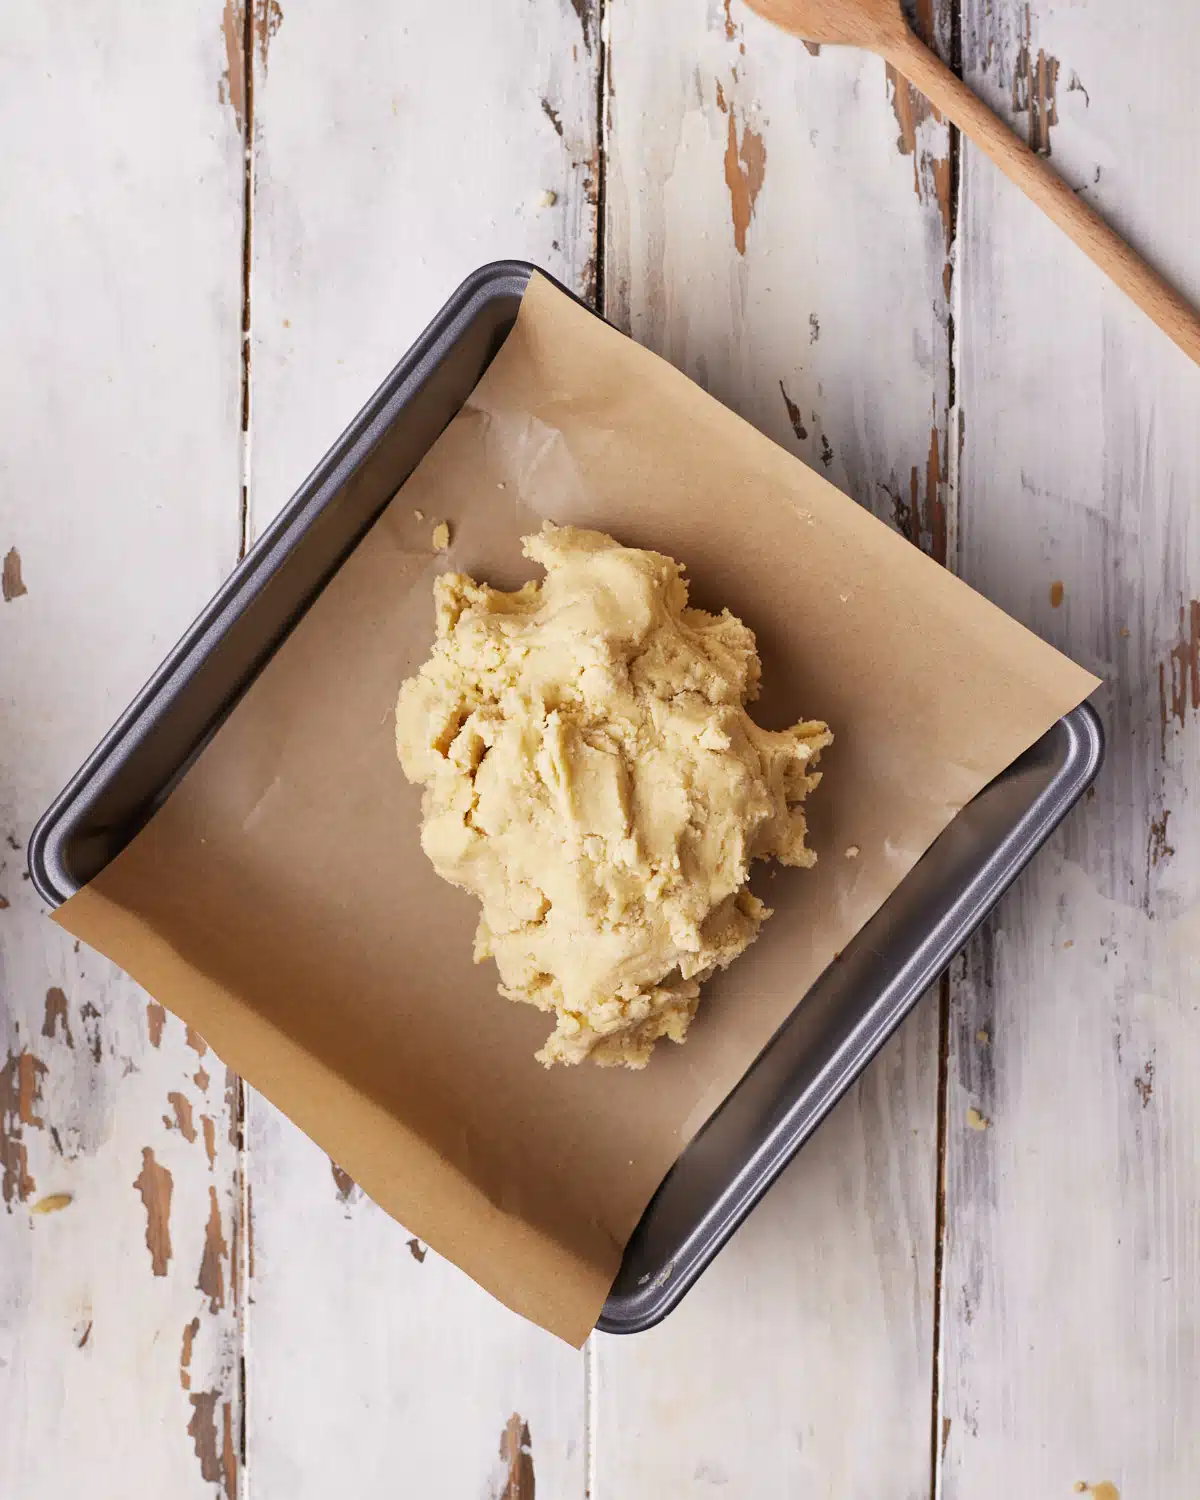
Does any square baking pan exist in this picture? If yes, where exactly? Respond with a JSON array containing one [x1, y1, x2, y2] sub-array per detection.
[[29, 259, 1104, 1334]]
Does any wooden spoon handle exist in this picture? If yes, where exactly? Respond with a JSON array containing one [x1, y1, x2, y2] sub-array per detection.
[[886, 28, 1200, 366]]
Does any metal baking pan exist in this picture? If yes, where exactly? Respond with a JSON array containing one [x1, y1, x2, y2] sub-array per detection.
[[29, 260, 1104, 1333]]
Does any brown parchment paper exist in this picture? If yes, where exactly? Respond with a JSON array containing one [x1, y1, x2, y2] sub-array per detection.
[[55, 273, 1099, 1345]]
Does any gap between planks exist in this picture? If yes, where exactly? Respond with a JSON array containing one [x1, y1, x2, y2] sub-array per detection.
[[929, 974, 953, 1499], [592, 0, 610, 314], [931, 7, 965, 1495], [237, 0, 256, 564], [235, 1, 256, 1493]]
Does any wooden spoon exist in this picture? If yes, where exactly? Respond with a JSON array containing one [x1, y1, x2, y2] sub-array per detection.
[[743, 0, 1200, 366]]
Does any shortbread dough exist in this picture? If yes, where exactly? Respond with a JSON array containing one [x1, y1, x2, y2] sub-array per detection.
[[395, 524, 831, 1068]]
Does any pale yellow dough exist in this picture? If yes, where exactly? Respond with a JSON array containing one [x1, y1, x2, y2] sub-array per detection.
[[395, 525, 831, 1068]]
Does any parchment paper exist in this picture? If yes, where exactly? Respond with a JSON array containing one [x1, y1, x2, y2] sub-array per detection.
[[55, 273, 1099, 1344]]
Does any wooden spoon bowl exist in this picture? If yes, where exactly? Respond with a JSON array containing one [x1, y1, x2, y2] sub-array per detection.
[[741, 0, 1200, 366], [745, 0, 908, 48]]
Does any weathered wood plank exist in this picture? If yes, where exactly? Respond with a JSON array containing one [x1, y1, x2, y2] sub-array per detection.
[[0, 3, 246, 1496], [248, 1118, 586, 1495], [242, 3, 599, 1492], [604, 0, 957, 563], [590, 1008, 939, 1496], [941, 1, 1200, 1493], [592, 0, 956, 1491], [245, 0, 602, 537]]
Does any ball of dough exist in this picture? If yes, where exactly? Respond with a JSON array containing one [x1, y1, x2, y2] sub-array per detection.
[[395, 524, 830, 1068]]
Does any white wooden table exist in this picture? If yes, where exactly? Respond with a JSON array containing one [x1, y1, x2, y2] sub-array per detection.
[[2, 2, 1197, 1495]]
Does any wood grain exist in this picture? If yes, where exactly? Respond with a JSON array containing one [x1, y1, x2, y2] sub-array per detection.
[[0, 3, 246, 1496], [939, 0, 1200, 1493], [241, 2, 600, 1492]]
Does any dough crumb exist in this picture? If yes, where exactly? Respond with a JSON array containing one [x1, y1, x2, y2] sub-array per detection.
[[537, 188, 558, 208], [413, 508, 425, 522], [844, 844, 860, 859], [966, 1106, 991, 1131], [431, 521, 450, 551], [395, 524, 831, 1068]]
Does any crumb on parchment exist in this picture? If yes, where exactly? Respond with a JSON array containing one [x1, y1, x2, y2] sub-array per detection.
[[431, 521, 450, 551]]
